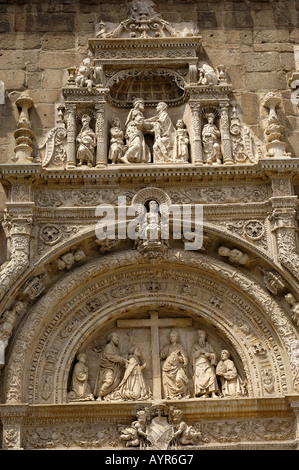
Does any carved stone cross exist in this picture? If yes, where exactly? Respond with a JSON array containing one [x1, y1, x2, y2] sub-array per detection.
[[117, 311, 192, 399]]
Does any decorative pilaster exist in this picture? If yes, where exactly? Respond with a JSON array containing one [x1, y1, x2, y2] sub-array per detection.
[[65, 104, 77, 169], [219, 102, 234, 165], [189, 103, 203, 165], [95, 102, 107, 168], [0, 405, 28, 450], [269, 196, 299, 281]]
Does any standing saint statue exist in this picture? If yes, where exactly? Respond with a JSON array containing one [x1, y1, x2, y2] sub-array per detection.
[[144, 102, 175, 163], [202, 112, 222, 164], [121, 98, 151, 164], [108, 117, 125, 164], [216, 349, 246, 397], [191, 329, 219, 398], [160, 329, 189, 399], [105, 346, 151, 401], [94, 332, 128, 401], [174, 119, 189, 162], [76, 114, 96, 167], [68, 353, 94, 402]]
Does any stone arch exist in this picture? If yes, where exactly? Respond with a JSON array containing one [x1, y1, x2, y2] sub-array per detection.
[[3, 249, 298, 405]]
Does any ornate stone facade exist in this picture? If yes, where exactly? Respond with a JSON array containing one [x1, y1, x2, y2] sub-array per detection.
[[0, 0, 299, 451]]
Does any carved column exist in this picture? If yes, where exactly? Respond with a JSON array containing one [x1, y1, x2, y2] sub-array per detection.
[[1, 406, 28, 450], [95, 102, 107, 168], [65, 104, 77, 169], [189, 103, 203, 165], [0, 206, 33, 300], [219, 102, 234, 165]]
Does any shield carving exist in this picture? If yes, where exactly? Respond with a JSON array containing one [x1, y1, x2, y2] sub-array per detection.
[[146, 416, 173, 450]]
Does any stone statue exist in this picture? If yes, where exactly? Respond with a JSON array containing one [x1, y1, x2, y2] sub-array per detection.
[[285, 293, 299, 327], [121, 98, 151, 164], [0, 301, 23, 349], [170, 408, 201, 447], [108, 117, 126, 164], [174, 119, 189, 162], [216, 349, 246, 397], [202, 112, 222, 164], [119, 409, 149, 447], [198, 63, 219, 86], [144, 101, 175, 163], [75, 57, 104, 91], [76, 114, 96, 167], [94, 332, 128, 401], [160, 329, 190, 399], [218, 246, 249, 266], [68, 352, 94, 402], [105, 346, 151, 401], [191, 329, 219, 398]]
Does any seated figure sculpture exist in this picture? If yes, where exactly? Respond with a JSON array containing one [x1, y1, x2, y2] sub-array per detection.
[[76, 114, 96, 167]]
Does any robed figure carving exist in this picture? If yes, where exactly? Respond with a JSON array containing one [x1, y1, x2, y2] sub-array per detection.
[[144, 102, 175, 163], [105, 346, 151, 401], [76, 114, 96, 167], [121, 98, 151, 164], [94, 332, 128, 401], [68, 353, 94, 402], [191, 329, 219, 398], [216, 349, 246, 397], [160, 329, 190, 399]]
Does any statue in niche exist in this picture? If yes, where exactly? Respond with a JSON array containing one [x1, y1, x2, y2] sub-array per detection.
[[174, 119, 189, 163], [202, 113, 222, 164], [191, 329, 219, 399], [121, 98, 151, 164], [160, 329, 190, 399], [76, 114, 96, 167], [119, 409, 149, 448], [144, 101, 175, 163], [285, 293, 299, 327], [216, 349, 246, 398], [105, 346, 152, 401], [68, 352, 94, 402], [170, 408, 202, 447], [108, 117, 126, 164], [93, 332, 128, 401], [198, 63, 219, 86]]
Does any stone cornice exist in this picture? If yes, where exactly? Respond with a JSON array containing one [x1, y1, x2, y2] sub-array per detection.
[[1, 159, 299, 185], [0, 396, 296, 422]]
